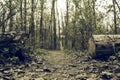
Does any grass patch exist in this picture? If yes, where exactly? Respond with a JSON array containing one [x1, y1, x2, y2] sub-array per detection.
[[34, 48, 48, 55], [64, 49, 87, 55]]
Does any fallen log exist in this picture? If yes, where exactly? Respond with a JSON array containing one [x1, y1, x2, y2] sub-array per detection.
[[88, 35, 120, 59]]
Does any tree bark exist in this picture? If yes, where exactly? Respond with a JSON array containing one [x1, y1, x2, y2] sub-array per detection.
[[40, 0, 44, 48], [24, 0, 27, 33], [113, 0, 117, 34], [52, 0, 57, 50], [9, 0, 13, 31], [92, 0, 96, 29], [30, 0, 35, 47], [65, 0, 69, 49], [2, 7, 5, 33], [114, 0, 120, 12], [20, 0, 23, 30]]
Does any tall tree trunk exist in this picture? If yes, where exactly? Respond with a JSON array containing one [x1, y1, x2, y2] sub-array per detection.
[[113, 0, 117, 34], [52, 0, 57, 50], [24, 0, 27, 33], [9, 0, 13, 31], [56, 2, 60, 49], [30, 0, 35, 47], [2, 8, 5, 33], [65, 0, 69, 49], [40, 0, 44, 48], [50, 9, 53, 49], [92, 0, 96, 29], [57, 11, 61, 49], [61, 11, 65, 48], [50, 0, 57, 49], [72, 5, 77, 49], [20, 0, 23, 30]]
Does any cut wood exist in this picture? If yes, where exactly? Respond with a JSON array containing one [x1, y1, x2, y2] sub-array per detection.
[[88, 35, 120, 58]]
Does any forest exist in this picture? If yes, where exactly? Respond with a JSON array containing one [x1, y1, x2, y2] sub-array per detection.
[[0, 0, 120, 80]]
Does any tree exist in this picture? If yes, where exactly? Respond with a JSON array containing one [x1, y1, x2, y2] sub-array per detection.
[[2, 7, 5, 33], [24, 0, 27, 33], [113, 0, 117, 34], [92, 0, 96, 29], [52, 0, 57, 49], [53, 0, 57, 50], [49, 0, 57, 49], [40, 0, 45, 48], [65, 0, 69, 49], [30, 0, 35, 47], [63, 0, 96, 50], [9, 0, 13, 31], [20, 0, 23, 30], [114, 0, 120, 12], [56, 5, 61, 49], [1, 4, 6, 33]]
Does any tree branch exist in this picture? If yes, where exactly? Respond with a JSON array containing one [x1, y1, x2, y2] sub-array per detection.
[[114, 0, 120, 12]]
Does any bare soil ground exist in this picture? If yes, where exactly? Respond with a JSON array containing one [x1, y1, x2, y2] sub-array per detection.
[[0, 50, 120, 80]]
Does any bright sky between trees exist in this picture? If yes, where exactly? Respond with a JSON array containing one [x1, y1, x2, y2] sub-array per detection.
[[56, 0, 112, 13]]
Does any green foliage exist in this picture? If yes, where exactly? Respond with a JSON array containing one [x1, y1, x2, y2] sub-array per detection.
[[34, 48, 48, 55], [8, 57, 19, 63], [115, 52, 120, 60], [64, 49, 86, 55], [1, 0, 119, 52], [0, 32, 31, 64], [0, 42, 22, 63]]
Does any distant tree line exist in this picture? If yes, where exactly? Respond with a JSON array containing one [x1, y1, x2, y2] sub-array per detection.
[[0, 0, 120, 50]]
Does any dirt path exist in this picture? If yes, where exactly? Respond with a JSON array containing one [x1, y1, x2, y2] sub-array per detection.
[[45, 51, 72, 66], [1, 50, 120, 80]]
